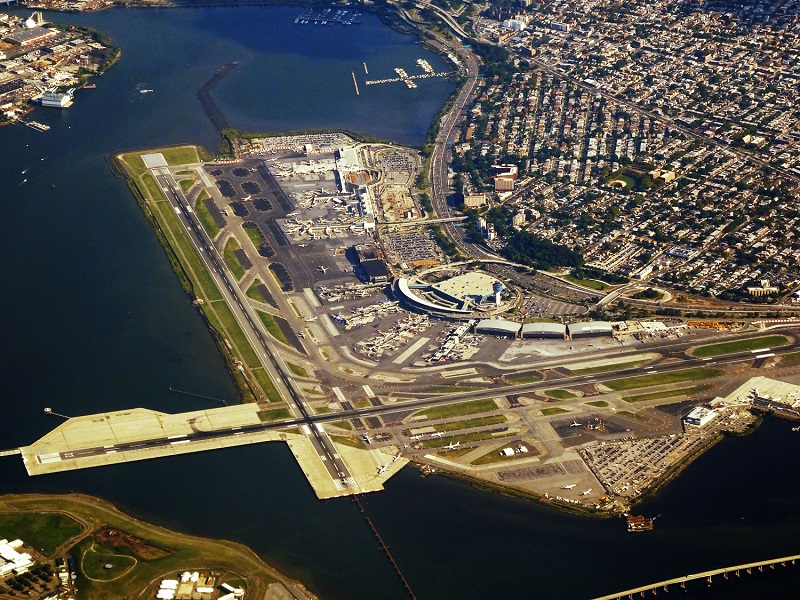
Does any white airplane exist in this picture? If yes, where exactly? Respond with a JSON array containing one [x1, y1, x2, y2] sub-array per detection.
[[242, 194, 253, 201], [318, 266, 328, 274], [410, 434, 421, 440], [570, 421, 583, 427], [431, 431, 444, 438], [377, 464, 388, 474], [298, 243, 308, 247], [581, 489, 592, 496], [304, 316, 318, 322], [445, 441, 460, 450], [562, 484, 576, 490], [362, 433, 372, 444]]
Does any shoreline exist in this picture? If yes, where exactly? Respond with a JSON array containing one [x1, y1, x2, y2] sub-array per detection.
[[0, 492, 318, 599]]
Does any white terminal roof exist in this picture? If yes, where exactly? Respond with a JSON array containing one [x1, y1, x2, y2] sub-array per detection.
[[431, 272, 501, 301], [476, 319, 521, 334], [521, 322, 567, 335]]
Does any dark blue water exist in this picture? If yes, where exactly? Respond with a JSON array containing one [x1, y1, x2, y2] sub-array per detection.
[[1, 6, 799, 600]]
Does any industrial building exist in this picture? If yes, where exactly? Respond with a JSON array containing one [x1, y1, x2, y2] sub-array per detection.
[[520, 322, 567, 339], [0, 539, 34, 577], [3, 26, 56, 46], [41, 88, 73, 108], [475, 318, 521, 337], [683, 406, 717, 427], [568, 321, 614, 338]]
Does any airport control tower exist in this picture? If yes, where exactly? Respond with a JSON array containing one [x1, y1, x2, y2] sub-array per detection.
[[493, 281, 504, 306]]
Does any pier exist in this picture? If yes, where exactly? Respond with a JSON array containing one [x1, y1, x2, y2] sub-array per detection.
[[352, 72, 360, 96], [593, 554, 800, 599], [365, 71, 451, 88]]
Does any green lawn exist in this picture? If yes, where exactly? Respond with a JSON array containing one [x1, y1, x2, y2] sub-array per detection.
[[194, 196, 220, 238], [421, 430, 494, 449], [257, 408, 292, 422], [569, 359, 649, 375], [541, 407, 569, 416], [223, 237, 246, 280], [179, 178, 194, 193], [605, 367, 725, 391], [287, 362, 309, 378], [433, 415, 507, 433], [243, 223, 266, 249], [141, 172, 164, 202], [161, 145, 199, 166], [246, 278, 265, 302], [251, 368, 282, 403], [415, 399, 498, 420], [0, 512, 82, 556], [780, 351, 800, 367], [204, 300, 259, 366], [314, 406, 331, 414], [624, 384, 712, 403], [564, 273, 608, 291], [257, 311, 290, 346], [545, 389, 578, 400], [692, 335, 789, 358], [330, 435, 366, 450], [506, 372, 542, 384], [331, 420, 353, 430], [586, 400, 609, 407]]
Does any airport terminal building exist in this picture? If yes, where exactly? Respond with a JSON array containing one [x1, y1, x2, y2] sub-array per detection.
[[392, 272, 512, 318]]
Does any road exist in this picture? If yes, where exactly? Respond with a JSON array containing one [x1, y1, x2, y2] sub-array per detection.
[[152, 168, 356, 488]]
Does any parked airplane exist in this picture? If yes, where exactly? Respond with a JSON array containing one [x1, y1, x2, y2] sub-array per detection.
[[581, 489, 592, 496], [362, 433, 372, 444], [445, 441, 460, 450], [377, 464, 388, 474], [570, 421, 583, 427], [562, 484, 576, 490], [318, 266, 328, 274], [304, 316, 318, 322], [431, 431, 444, 438], [298, 243, 308, 247], [242, 194, 253, 201]]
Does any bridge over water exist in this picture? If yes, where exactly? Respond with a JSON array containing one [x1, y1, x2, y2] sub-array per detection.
[[594, 554, 800, 599]]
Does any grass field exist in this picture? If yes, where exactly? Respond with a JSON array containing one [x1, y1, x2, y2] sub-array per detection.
[[246, 278, 264, 302], [329, 435, 366, 450], [780, 351, 800, 366], [161, 146, 199, 166], [541, 407, 569, 416], [421, 430, 493, 449], [564, 273, 608, 291], [692, 335, 789, 358], [433, 415, 506, 433], [194, 196, 220, 238], [77, 537, 138, 582], [223, 238, 246, 280], [415, 399, 498, 420], [257, 408, 291, 422], [243, 223, 266, 249], [545, 389, 578, 400], [178, 178, 194, 193], [251, 368, 282, 403], [624, 384, 712, 403], [257, 311, 290, 346], [506, 372, 541, 384], [605, 367, 725, 391], [586, 400, 609, 407], [287, 362, 309, 378], [568, 359, 649, 375], [0, 512, 83, 556]]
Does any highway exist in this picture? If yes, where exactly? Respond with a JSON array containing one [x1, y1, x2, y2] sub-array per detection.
[[152, 168, 356, 488]]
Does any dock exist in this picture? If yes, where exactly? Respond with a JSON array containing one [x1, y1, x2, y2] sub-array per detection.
[[16, 405, 407, 500], [352, 72, 360, 96]]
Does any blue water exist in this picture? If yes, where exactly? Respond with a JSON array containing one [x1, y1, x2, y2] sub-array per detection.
[[1, 5, 799, 600]]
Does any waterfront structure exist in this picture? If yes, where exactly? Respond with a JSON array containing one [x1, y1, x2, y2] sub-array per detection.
[[0, 539, 34, 577], [41, 88, 73, 108], [4, 25, 56, 46]]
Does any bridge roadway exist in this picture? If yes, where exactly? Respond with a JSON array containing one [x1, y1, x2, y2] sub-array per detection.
[[152, 168, 356, 489], [593, 554, 800, 599], [9, 335, 799, 465]]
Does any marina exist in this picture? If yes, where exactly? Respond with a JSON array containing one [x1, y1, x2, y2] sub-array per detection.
[[294, 7, 362, 26]]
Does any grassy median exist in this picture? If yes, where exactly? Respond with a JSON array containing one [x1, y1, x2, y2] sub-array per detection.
[[692, 335, 789, 357]]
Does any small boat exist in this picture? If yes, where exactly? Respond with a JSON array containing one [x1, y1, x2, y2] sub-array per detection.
[[139, 89, 153, 94], [626, 514, 654, 532]]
